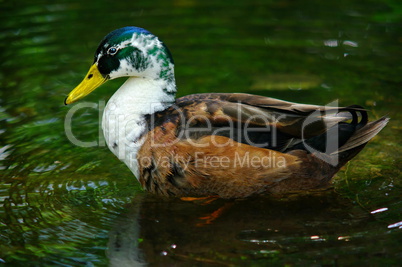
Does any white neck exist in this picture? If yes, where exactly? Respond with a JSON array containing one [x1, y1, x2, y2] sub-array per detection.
[[108, 77, 175, 114], [101, 77, 176, 178]]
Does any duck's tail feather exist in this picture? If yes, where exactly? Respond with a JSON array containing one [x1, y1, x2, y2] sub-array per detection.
[[335, 116, 389, 154]]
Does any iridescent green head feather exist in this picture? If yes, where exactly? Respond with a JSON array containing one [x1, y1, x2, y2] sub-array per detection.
[[94, 26, 174, 79], [65, 26, 176, 104]]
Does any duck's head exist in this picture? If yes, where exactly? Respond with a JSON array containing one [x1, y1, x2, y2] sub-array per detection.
[[65, 26, 175, 105]]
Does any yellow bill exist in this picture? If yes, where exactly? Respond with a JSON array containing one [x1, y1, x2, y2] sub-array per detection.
[[65, 64, 107, 105]]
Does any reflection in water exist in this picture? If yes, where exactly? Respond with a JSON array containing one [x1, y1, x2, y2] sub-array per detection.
[[105, 191, 381, 266], [107, 194, 146, 267]]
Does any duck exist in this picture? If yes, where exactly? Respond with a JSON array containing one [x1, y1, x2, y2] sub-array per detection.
[[65, 26, 388, 199]]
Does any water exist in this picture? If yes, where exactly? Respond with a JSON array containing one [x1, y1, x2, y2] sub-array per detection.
[[1, 0, 401, 266]]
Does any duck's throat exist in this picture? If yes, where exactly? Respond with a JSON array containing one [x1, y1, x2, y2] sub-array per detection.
[[101, 77, 176, 177], [109, 77, 176, 113]]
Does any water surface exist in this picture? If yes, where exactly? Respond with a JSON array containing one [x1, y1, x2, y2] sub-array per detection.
[[1, 0, 401, 266]]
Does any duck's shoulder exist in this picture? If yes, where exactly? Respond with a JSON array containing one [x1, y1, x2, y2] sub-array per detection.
[[175, 93, 322, 114], [154, 92, 310, 125], [143, 93, 298, 139], [148, 92, 331, 139]]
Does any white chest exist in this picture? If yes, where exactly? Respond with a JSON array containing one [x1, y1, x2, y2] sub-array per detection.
[[102, 99, 146, 178], [101, 77, 175, 179]]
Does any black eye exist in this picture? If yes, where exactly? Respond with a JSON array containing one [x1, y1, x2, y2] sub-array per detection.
[[107, 47, 118, 55]]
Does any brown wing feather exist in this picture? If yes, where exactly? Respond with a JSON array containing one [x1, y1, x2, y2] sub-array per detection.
[[177, 93, 361, 114], [143, 93, 370, 155], [176, 93, 363, 130]]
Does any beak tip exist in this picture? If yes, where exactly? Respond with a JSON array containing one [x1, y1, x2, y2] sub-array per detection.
[[64, 96, 74, 105], [65, 64, 105, 105]]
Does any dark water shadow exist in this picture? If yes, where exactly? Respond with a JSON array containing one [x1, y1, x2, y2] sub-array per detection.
[[107, 190, 374, 266]]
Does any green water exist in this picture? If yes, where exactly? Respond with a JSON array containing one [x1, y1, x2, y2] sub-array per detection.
[[1, 0, 401, 266]]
